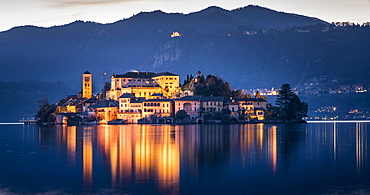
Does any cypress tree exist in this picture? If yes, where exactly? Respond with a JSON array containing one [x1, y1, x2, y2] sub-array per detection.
[[276, 83, 308, 122]]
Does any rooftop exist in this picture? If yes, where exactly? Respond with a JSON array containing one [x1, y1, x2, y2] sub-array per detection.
[[88, 100, 119, 108], [113, 72, 155, 78], [236, 98, 267, 102], [153, 72, 179, 77], [175, 95, 202, 101]]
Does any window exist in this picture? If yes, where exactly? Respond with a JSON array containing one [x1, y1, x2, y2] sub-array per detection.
[[85, 77, 90, 81]]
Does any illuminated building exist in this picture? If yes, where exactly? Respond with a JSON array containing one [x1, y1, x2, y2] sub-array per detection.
[[236, 98, 267, 120], [87, 99, 119, 123], [108, 72, 180, 100], [142, 99, 174, 122], [117, 93, 145, 123], [82, 71, 93, 99], [170, 32, 181, 37], [173, 96, 202, 119]]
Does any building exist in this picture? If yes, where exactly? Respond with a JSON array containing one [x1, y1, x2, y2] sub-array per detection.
[[108, 71, 180, 100], [236, 98, 267, 120], [201, 96, 224, 112], [117, 93, 145, 123], [87, 99, 119, 123], [174, 96, 202, 119], [142, 99, 174, 118], [82, 71, 92, 99]]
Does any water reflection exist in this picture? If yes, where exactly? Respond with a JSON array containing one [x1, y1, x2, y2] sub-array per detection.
[[32, 123, 370, 194]]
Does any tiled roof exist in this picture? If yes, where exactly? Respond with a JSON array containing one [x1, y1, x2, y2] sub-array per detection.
[[119, 93, 134, 98], [153, 72, 179, 77], [88, 100, 118, 108], [174, 95, 202, 101], [131, 97, 146, 103], [236, 98, 267, 102], [84, 98, 98, 103], [113, 72, 155, 78], [202, 96, 224, 101]]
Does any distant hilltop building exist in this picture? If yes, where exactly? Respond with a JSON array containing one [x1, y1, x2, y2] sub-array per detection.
[[171, 32, 181, 37], [108, 71, 180, 100]]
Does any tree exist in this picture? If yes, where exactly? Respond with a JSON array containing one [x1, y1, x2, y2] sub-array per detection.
[[175, 110, 188, 120], [221, 108, 231, 115], [213, 112, 223, 120], [275, 83, 308, 122], [36, 97, 57, 123]]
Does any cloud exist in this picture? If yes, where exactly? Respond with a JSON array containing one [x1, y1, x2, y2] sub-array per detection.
[[48, 0, 170, 8]]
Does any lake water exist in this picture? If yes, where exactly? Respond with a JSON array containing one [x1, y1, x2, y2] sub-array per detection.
[[1, 123, 370, 194]]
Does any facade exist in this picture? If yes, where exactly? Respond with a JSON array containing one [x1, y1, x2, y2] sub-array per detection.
[[82, 71, 92, 99], [142, 99, 174, 118], [201, 96, 224, 112], [117, 93, 145, 123], [87, 100, 119, 123], [108, 71, 180, 100], [236, 98, 267, 120], [226, 101, 240, 117], [174, 96, 202, 119], [151, 72, 180, 98]]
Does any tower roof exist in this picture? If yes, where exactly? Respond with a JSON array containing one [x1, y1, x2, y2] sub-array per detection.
[[83, 71, 91, 74]]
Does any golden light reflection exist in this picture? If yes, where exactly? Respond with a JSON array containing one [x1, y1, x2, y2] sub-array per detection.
[[258, 123, 264, 150], [48, 124, 284, 192], [67, 126, 76, 165], [269, 126, 277, 174], [156, 126, 180, 192], [118, 125, 133, 188], [90, 125, 180, 193], [133, 125, 180, 193], [83, 128, 93, 190]]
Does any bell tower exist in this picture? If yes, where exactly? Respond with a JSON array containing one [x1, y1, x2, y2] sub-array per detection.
[[82, 71, 92, 99]]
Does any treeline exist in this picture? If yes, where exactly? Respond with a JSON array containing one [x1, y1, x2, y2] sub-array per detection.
[[182, 71, 252, 98]]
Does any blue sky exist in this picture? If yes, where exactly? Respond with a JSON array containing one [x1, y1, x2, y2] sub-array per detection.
[[1, 0, 370, 32]]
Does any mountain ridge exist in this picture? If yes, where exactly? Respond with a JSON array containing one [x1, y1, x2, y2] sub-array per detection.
[[2, 5, 328, 33], [1, 5, 367, 91]]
